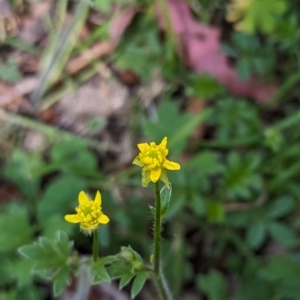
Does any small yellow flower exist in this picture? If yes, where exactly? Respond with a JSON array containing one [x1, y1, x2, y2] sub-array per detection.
[[65, 190, 109, 235], [133, 137, 180, 187]]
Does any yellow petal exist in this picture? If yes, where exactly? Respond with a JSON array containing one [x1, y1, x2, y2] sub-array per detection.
[[159, 137, 167, 149], [78, 191, 89, 205], [94, 190, 102, 206], [163, 159, 180, 170], [65, 214, 81, 223], [150, 168, 162, 183], [132, 156, 142, 166], [98, 214, 110, 224], [137, 143, 149, 153]]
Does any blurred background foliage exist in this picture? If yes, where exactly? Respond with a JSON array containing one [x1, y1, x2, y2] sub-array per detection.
[[1, 0, 300, 299]]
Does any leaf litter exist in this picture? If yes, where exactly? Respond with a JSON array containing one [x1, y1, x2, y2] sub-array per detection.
[[155, 0, 278, 102]]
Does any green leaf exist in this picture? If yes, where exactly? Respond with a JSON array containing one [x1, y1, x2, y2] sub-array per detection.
[[119, 272, 135, 289], [42, 215, 73, 239], [18, 231, 73, 272], [51, 140, 98, 175], [237, 57, 251, 80], [209, 98, 262, 142], [260, 256, 300, 288], [206, 201, 224, 223], [107, 260, 132, 280], [190, 194, 206, 216], [0, 285, 42, 300], [268, 196, 294, 219], [131, 271, 148, 299], [18, 232, 73, 296], [160, 185, 172, 216], [93, 0, 113, 12], [187, 73, 225, 99], [197, 270, 228, 300], [56, 231, 74, 256], [185, 151, 223, 176], [222, 152, 262, 200], [143, 100, 211, 156], [233, 0, 287, 34], [246, 220, 266, 249], [268, 222, 297, 248], [0, 204, 33, 254], [233, 278, 272, 300], [52, 266, 71, 296], [115, 16, 162, 80], [99, 255, 117, 265], [37, 174, 86, 221], [120, 246, 144, 265], [4, 149, 41, 198], [5, 257, 34, 287], [91, 260, 111, 284]]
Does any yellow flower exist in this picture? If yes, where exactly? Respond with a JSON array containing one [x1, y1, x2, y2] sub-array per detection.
[[65, 190, 109, 235], [132, 137, 180, 187]]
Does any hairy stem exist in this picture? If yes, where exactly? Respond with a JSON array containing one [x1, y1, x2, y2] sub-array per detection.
[[154, 181, 161, 273], [153, 272, 172, 300], [153, 181, 172, 300]]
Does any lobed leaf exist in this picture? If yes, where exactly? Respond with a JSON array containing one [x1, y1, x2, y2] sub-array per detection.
[[52, 266, 71, 297], [18, 231, 73, 272], [119, 272, 135, 289], [91, 260, 111, 284], [131, 271, 148, 299]]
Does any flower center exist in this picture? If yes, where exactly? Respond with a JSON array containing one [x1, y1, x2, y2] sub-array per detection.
[[139, 143, 166, 170], [76, 202, 101, 226]]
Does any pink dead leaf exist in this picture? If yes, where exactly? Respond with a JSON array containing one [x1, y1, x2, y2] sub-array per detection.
[[156, 0, 278, 102], [109, 6, 138, 46], [66, 41, 113, 74]]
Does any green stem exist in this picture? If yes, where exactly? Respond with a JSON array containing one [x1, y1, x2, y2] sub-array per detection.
[[93, 230, 99, 262], [153, 182, 172, 300], [153, 273, 171, 300], [154, 181, 161, 273]]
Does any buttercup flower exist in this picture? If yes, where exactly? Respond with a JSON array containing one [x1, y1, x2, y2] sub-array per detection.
[[133, 137, 180, 187], [65, 190, 109, 235]]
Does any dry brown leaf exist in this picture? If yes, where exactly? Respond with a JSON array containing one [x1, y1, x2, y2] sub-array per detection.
[[109, 6, 138, 45], [66, 42, 113, 74], [156, 0, 278, 102]]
